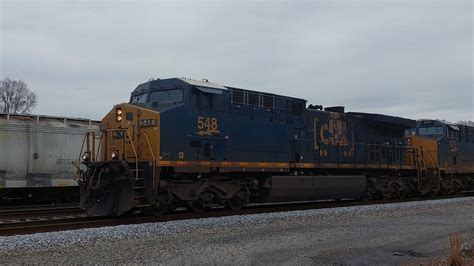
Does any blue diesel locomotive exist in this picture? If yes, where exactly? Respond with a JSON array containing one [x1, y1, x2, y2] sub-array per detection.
[[79, 78, 473, 216]]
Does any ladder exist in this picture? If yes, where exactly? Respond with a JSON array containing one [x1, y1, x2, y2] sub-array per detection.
[[413, 149, 441, 193], [414, 149, 425, 191], [130, 166, 151, 208], [423, 149, 441, 192]]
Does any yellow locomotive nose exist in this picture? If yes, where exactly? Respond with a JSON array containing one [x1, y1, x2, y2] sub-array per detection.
[[99, 103, 160, 162], [80, 103, 161, 216]]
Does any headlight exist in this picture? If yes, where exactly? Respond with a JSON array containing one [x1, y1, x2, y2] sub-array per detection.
[[82, 152, 90, 162], [116, 108, 123, 122], [111, 150, 119, 160]]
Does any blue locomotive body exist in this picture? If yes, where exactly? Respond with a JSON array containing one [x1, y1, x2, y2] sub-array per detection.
[[130, 78, 415, 172]]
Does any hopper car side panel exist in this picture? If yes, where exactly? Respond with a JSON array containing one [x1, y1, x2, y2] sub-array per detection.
[[0, 114, 100, 203]]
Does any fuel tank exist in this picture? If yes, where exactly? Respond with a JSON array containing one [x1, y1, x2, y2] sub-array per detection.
[[267, 175, 367, 202]]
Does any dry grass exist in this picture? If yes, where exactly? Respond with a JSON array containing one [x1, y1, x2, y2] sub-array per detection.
[[445, 231, 474, 266], [405, 231, 474, 266], [462, 230, 474, 261], [447, 232, 463, 266]]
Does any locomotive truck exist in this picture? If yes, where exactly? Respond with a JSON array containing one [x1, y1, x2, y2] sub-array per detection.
[[79, 78, 474, 216]]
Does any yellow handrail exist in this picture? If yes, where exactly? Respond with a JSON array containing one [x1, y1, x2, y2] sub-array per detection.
[[125, 129, 139, 181], [142, 130, 157, 190], [141, 131, 156, 162]]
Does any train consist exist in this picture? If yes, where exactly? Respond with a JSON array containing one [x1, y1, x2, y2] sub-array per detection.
[[0, 113, 99, 203], [79, 78, 474, 216]]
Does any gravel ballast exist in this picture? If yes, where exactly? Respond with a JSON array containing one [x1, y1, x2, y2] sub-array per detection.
[[0, 197, 473, 264]]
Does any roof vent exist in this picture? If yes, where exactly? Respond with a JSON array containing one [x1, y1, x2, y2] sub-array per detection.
[[308, 104, 323, 110], [324, 106, 345, 113]]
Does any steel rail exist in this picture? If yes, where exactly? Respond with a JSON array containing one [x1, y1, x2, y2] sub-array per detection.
[[0, 204, 81, 220]]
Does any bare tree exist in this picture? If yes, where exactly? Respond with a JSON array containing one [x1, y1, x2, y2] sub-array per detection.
[[0, 78, 37, 114]]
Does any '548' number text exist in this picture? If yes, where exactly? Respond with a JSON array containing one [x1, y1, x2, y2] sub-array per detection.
[[196, 117, 220, 135]]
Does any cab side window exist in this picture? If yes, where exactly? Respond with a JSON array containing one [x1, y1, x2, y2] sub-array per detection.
[[199, 93, 211, 110], [198, 93, 224, 112]]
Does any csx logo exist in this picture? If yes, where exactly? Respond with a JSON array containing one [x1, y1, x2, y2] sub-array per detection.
[[196, 116, 220, 136], [320, 119, 348, 146], [112, 131, 125, 139]]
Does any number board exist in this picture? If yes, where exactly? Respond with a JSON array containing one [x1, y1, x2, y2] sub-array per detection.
[[196, 116, 221, 136], [139, 119, 156, 127]]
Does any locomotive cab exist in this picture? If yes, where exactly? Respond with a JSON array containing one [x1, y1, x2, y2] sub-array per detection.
[[413, 120, 474, 172], [407, 119, 474, 193]]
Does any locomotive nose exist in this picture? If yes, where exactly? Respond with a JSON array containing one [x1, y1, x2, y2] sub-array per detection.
[[79, 103, 161, 216]]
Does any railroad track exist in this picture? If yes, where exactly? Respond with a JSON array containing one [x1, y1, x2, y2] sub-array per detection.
[[0, 192, 472, 237], [0, 203, 81, 220]]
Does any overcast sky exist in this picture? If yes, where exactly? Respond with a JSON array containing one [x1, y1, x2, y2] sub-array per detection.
[[1, 0, 472, 122]]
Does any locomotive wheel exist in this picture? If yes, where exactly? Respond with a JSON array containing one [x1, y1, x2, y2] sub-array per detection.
[[391, 184, 407, 199], [191, 192, 216, 213], [382, 185, 393, 200], [226, 191, 247, 211], [452, 180, 462, 195], [439, 180, 451, 196], [226, 199, 244, 211], [443, 179, 462, 195]]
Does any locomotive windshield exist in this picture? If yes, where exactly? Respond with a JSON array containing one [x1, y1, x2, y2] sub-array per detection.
[[418, 126, 444, 136], [130, 93, 147, 104], [149, 89, 183, 105], [130, 88, 184, 108]]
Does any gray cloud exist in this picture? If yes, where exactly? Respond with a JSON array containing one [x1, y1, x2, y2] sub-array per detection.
[[1, 0, 472, 122]]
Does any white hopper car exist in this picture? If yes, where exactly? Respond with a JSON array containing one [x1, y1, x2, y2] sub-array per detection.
[[0, 113, 99, 203]]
